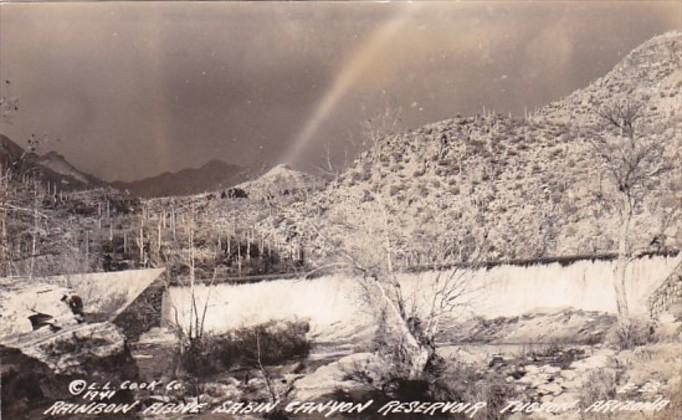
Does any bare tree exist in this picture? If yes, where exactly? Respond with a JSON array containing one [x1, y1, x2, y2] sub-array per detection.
[[588, 98, 678, 318], [303, 186, 484, 381], [361, 106, 403, 154]]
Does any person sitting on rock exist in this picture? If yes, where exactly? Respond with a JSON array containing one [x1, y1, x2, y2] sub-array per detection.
[[61, 293, 84, 321]]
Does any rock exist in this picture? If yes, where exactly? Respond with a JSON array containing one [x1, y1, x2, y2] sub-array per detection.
[[137, 326, 177, 345], [0, 344, 66, 418], [537, 382, 563, 395], [203, 382, 242, 400], [444, 310, 616, 345], [540, 394, 556, 403], [541, 365, 561, 374], [552, 392, 581, 405], [560, 369, 578, 380], [1, 322, 138, 418], [293, 352, 386, 401], [278, 360, 305, 376], [0, 282, 82, 340], [525, 364, 540, 373], [560, 379, 583, 390], [569, 349, 616, 371], [519, 372, 552, 387], [20, 322, 138, 379]]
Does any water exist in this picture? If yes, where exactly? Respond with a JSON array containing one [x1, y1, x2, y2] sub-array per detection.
[[162, 255, 680, 341]]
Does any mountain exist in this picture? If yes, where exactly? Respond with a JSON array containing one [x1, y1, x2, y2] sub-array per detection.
[[250, 31, 682, 266], [0, 134, 24, 167], [37, 151, 103, 186], [0, 134, 104, 191], [234, 163, 326, 200], [112, 159, 248, 198]]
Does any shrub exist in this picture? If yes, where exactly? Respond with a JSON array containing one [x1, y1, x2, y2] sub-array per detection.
[[653, 379, 682, 420], [579, 367, 621, 410], [429, 361, 520, 420], [389, 185, 403, 196], [216, 320, 311, 368], [178, 320, 311, 377], [180, 336, 223, 378], [605, 317, 656, 350]]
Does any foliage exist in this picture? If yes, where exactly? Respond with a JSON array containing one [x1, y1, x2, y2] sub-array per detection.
[[176, 320, 311, 378], [579, 366, 622, 410], [605, 316, 656, 350]]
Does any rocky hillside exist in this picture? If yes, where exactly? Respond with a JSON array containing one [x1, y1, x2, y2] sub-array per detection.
[[252, 31, 682, 268]]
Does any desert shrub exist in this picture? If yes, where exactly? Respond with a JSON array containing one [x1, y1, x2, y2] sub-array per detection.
[[359, 169, 372, 181], [180, 335, 223, 378], [605, 317, 656, 350], [216, 320, 311, 368], [653, 379, 682, 420], [350, 171, 362, 184], [653, 313, 682, 342], [579, 367, 621, 410], [438, 158, 452, 166], [389, 185, 403, 196], [429, 361, 520, 420], [178, 320, 311, 377], [360, 189, 375, 203], [550, 147, 563, 158]]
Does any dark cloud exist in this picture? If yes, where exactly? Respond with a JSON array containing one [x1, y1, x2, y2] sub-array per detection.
[[0, 1, 679, 181]]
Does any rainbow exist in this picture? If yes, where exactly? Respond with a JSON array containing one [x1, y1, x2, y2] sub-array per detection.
[[283, 2, 421, 165]]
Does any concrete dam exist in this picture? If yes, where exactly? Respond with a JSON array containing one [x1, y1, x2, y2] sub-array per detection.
[[162, 254, 680, 338]]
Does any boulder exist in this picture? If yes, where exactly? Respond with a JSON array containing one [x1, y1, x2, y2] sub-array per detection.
[[1, 344, 65, 417], [1, 322, 138, 419], [0, 281, 82, 340], [20, 322, 138, 378], [293, 352, 387, 401]]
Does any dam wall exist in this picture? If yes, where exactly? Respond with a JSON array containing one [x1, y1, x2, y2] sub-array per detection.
[[162, 254, 680, 338]]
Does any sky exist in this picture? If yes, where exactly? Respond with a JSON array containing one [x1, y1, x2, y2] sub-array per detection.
[[0, 1, 680, 182]]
